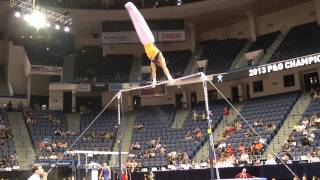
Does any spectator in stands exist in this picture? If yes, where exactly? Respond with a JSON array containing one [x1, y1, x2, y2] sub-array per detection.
[[155, 138, 162, 150], [17, 101, 23, 111], [238, 143, 246, 155], [54, 130, 62, 136], [223, 125, 236, 138], [239, 151, 250, 164], [224, 107, 230, 123], [310, 88, 319, 100], [185, 131, 192, 140], [1, 103, 6, 111], [208, 110, 213, 120], [160, 146, 166, 157], [133, 124, 143, 129], [287, 134, 297, 148], [310, 113, 320, 126], [57, 141, 68, 149], [201, 111, 206, 120], [41, 104, 47, 111], [226, 144, 234, 156], [226, 155, 236, 167], [7, 101, 12, 111], [169, 151, 177, 162], [235, 120, 242, 130], [100, 131, 114, 140], [307, 131, 315, 143], [144, 171, 155, 180], [181, 152, 189, 164], [281, 142, 293, 153], [181, 160, 192, 170], [282, 152, 293, 163], [266, 122, 277, 132], [167, 160, 177, 170], [217, 141, 227, 151], [192, 110, 198, 121], [302, 118, 310, 127], [306, 152, 314, 161], [287, 134, 295, 143], [130, 142, 141, 151], [253, 120, 259, 127], [254, 140, 264, 155], [199, 160, 208, 168], [149, 139, 156, 148], [194, 127, 203, 142], [265, 154, 277, 165], [316, 148, 320, 157], [259, 137, 267, 145], [26, 116, 32, 125], [244, 130, 253, 138], [254, 119, 264, 128], [84, 132, 95, 140], [51, 142, 57, 150], [293, 122, 306, 132]]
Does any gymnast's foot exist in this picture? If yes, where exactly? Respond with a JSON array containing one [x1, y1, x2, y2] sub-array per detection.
[[168, 75, 175, 85], [151, 78, 156, 88]]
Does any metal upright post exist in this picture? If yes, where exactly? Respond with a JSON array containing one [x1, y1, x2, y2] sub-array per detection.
[[85, 154, 88, 180], [117, 92, 122, 178], [77, 154, 80, 180], [201, 73, 220, 180]]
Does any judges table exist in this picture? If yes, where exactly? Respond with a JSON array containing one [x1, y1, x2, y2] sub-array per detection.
[[132, 162, 320, 180]]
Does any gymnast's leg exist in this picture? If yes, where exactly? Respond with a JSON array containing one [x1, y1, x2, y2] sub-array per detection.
[[157, 53, 173, 81], [150, 61, 157, 87]]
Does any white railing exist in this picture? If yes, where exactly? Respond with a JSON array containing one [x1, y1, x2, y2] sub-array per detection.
[[7, 80, 13, 96], [23, 50, 31, 77]]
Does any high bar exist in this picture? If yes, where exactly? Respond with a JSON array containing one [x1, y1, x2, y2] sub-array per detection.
[[120, 72, 204, 93]]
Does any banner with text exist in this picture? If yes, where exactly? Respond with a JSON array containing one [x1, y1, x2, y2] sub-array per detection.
[[102, 31, 185, 44], [109, 83, 123, 92], [76, 84, 91, 92], [249, 53, 320, 77], [101, 32, 139, 44], [158, 31, 186, 42]]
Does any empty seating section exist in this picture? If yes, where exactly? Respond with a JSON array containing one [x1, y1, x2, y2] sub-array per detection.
[[248, 31, 280, 52], [72, 112, 117, 164], [283, 98, 320, 157], [25, 110, 68, 160], [130, 102, 226, 167], [270, 22, 320, 63], [200, 39, 246, 74], [22, 39, 63, 66], [164, 50, 191, 78], [130, 106, 175, 167], [219, 92, 299, 158], [0, 109, 18, 169], [74, 49, 133, 82], [141, 50, 191, 80]]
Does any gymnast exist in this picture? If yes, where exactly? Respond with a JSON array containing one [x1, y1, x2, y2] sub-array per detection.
[[125, 2, 174, 87]]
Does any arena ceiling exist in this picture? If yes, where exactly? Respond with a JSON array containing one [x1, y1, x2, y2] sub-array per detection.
[[0, 0, 313, 38], [0, 1, 11, 36], [188, 0, 312, 30]]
